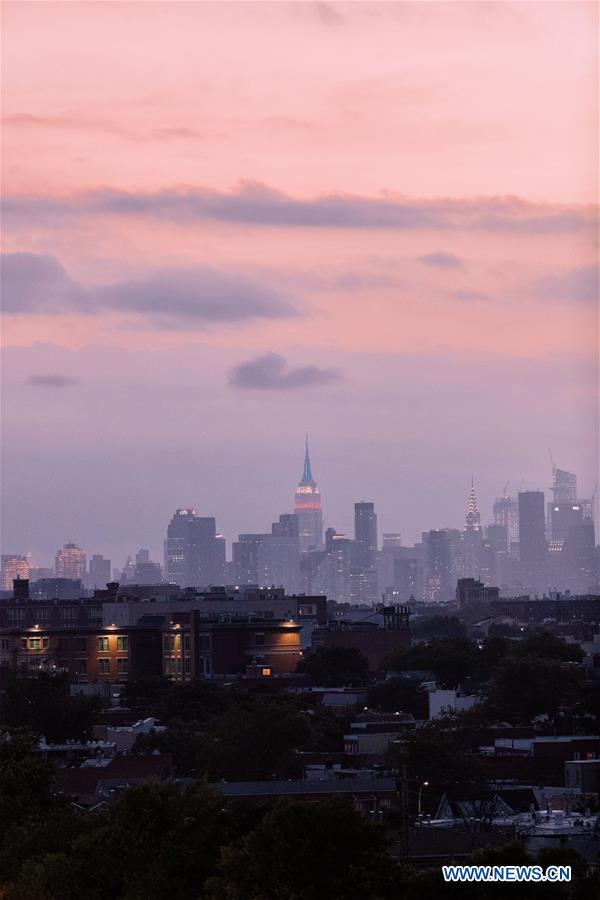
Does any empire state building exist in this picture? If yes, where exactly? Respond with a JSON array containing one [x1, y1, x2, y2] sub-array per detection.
[[294, 437, 323, 552]]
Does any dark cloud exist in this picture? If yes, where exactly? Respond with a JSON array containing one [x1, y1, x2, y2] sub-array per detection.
[[1, 253, 298, 327], [533, 266, 599, 303], [314, 2, 345, 26], [449, 290, 491, 302], [3, 185, 594, 234], [418, 251, 464, 269], [27, 374, 81, 387], [228, 353, 343, 390]]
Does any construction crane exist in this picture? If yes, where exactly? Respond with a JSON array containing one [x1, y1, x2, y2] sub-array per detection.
[[502, 480, 509, 498]]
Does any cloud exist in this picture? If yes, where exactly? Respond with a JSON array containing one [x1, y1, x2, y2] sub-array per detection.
[[3, 113, 209, 143], [314, 2, 345, 26], [27, 374, 81, 387], [449, 290, 492, 302], [418, 251, 464, 269], [1, 253, 298, 327], [3, 184, 595, 234], [533, 266, 599, 303], [228, 353, 343, 390]]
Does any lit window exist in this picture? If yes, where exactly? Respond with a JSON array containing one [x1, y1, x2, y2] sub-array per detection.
[[97, 636, 109, 652], [116, 636, 128, 652]]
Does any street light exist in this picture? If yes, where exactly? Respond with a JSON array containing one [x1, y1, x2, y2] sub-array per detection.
[[418, 780, 429, 817]]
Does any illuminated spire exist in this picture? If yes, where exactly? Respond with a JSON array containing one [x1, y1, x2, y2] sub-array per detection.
[[466, 477, 481, 528], [302, 433, 313, 482]]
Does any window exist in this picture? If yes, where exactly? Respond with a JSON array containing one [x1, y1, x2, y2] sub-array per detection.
[[184, 657, 191, 674], [73, 637, 87, 652], [58, 637, 69, 650], [29, 638, 41, 650], [20, 638, 27, 650], [184, 635, 190, 651], [97, 658, 110, 675], [42, 637, 49, 649], [116, 636, 128, 652], [117, 658, 128, 674], [198, 633, 210, 651], [0, 638, 9, 650], [74, 659, 87, 675], [255, 633, 265, 646], [97, 636, 109, 652]]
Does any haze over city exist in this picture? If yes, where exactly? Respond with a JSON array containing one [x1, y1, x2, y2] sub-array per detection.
[[2, 1, 598, 567]]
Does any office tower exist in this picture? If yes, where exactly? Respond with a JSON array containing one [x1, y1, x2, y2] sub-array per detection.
[[551, 467, 577, 503], [493, 488, 519, 546], [136, 549, 150, 566], [294, 437, 323, 552], [259, 514, 301, 591], [232, 534, 263, 585], [518, 491, 546, 592], [462, 480, 483, 579], [424, 530, 452, 601], [1, 554, 30, 591], [549, 502, 584, 542], [55, 543, 86, 580], [564, 519, 597, 591], [165, 509, 226, 587], [382, 533, 402, 548], [465, 479, 481, 529], [354, 502, 378, 569], [88, 554, 111, 588]]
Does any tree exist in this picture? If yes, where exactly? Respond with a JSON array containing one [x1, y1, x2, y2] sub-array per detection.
[[366, 678, 429, 719], [411, 616, 466, 640], [514, 630, 584, 663], [0, 671, 100, 742], [386, 715, 485, 795], [488, 655, 581, 723], [296, 647, 369, 687], [6, 782, 239, 900], [207, 798, 403, 900], [121, 677, 229, 723], [137, 697, 310, 779], [0, 731, 81, 886]]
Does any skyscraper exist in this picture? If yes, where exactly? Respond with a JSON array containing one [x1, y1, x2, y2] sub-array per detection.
[[354, 501, 378, 569], [55, 542, 86, 580], [165, 509, 226, 587], [1, 554, 30, 591], [294, 437, 323, 553], [462, 479, 483, 579], [88, 554, 111, 588], [518, 491, 546, 591], [551, 467, 577, 503]]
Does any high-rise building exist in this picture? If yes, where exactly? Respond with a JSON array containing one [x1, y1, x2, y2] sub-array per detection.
[[354, 502, 378, 569], [232, 534, 263, 585], [88, 554, 111, 588], [493, 494, 519, 545], [165, 509, 226, 587], [1, 554, 30, 591], [518, 491, 546, 592], [551, 467, 577, 504], [462, 480, 483, 579], [55, 543, 86, 580], [294, 437, 323, 553], [465, 479, 481, 529], [424, 530, 452, 601]]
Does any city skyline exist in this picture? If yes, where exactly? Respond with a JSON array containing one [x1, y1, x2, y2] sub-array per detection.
[[2, 2, 598, 569], [2, 438, 596, 572]]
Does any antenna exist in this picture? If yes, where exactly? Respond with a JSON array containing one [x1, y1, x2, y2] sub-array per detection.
[[547, 448, 556, 472]]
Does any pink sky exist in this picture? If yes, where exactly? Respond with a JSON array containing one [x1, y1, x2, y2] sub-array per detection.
[[1, 1, 598, 563]]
